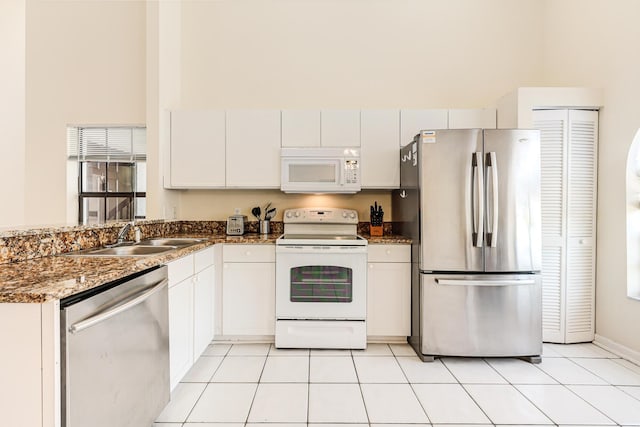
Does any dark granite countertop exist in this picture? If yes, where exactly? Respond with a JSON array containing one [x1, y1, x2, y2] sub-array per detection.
[[0, 231, 410, 304]]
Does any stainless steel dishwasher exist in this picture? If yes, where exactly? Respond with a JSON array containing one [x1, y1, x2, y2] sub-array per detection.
[[60, 265, 169, 427]]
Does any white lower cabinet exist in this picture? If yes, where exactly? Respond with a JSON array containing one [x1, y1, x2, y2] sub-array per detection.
[[222, 244, 276, 336], [193, 265, 215, 358], [367, 244, 411, 337], [167, 246, 215, 390], [168, 276, 193, 390]]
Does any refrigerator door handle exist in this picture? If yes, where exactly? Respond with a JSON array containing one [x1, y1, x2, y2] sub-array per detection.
[[486, 151, 499, 247], [472, 152, 484, 247], [435, 278, 536, 286]]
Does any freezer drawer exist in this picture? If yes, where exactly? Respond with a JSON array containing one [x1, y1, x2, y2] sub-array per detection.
[[421, 273, 541, 358]]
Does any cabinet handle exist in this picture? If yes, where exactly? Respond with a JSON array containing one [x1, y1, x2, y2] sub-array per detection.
[[386, 249, 391, 255], [245, 251, 251, 256], [224, 263, 228, 269], [369, 264, 374, 269]]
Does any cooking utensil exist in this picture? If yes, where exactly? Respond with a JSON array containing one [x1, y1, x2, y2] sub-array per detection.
[[263, 202, 272, 218], [251, 206, 261, 221], [265, 207, 276, 221]]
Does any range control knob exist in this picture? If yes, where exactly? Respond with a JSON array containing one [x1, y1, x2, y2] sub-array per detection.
[[342, 211, 348, 218], [349, 212, 356, 219], [294, 211, 301, 218], [286, 211, 293, 219]]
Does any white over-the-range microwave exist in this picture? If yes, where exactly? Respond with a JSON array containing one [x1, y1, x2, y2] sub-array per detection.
[[280, 147, 361, 193]]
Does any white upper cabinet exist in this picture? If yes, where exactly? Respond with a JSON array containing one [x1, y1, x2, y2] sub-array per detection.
[[169, 110, 226, 188], [281, 110, 321, 147], [448, 108, 497, 129], [226, 110, 281, 188], [400, 109, 448, 146], [360, 109, 400, 188], [321, 109, 361, 147]]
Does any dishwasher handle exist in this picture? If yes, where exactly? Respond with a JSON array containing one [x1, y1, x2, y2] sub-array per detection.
[[69, 278, 168, 334]]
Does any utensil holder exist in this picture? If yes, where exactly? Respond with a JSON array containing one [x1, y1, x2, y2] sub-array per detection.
[[260, 220, 270, 235], [369, 224, 383, 236]]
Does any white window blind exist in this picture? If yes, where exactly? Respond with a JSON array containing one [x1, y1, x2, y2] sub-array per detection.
[[67, 126, 146, 161]]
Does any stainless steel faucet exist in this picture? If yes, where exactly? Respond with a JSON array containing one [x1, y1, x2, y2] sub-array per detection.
[[115, 223, 133, 244]]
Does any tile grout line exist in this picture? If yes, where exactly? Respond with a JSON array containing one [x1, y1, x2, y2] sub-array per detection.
[[393, 344, 432, 424], [352, 346, 372, 425], [244, 345, 270, 424], [488, 353, 618, 426], [178, 340, 228, 424], [307, 348, 311, 425], [482, 356, 563, 425], [445, 358, 499, 425]]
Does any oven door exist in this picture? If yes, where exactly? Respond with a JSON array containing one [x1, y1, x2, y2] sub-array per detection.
[[276, 244, 367, 320]]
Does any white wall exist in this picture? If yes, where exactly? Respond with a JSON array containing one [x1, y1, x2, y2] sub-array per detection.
[[146, 0, 182, 220], [180, 0, 544, 108], [541, 0, 640, 353], [180, 189, 392, 222], [0, 0, 25, 228], [24, 0, 146, 225]]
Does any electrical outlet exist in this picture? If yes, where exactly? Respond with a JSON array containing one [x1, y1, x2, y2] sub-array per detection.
[[234, 207, 241, 215]]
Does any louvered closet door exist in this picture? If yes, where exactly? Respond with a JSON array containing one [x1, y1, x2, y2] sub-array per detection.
[[565, 110, 598, 342], [534, 110, 568, 343]]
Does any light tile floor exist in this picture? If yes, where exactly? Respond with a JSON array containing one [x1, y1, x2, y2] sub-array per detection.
[[155, 342, 640, 427]]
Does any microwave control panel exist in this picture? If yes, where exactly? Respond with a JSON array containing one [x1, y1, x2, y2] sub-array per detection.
[[345, 160, 359, 184]]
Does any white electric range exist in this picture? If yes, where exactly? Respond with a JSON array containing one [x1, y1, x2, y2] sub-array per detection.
[[275, 207, 368, 349]]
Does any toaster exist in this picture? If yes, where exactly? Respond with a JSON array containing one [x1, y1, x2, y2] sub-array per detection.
[[226, 215, 247, 235]]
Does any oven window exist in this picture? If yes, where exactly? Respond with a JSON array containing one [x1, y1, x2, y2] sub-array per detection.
[[290, 266, 353, 303]]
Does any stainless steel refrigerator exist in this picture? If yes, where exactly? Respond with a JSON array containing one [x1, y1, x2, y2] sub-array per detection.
[[393, 129, 542, 362]]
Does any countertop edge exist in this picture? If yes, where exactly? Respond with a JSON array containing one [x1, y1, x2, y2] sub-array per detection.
[[0, 233, 411, 304]]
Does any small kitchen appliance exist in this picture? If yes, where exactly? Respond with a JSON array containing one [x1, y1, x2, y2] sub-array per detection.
[[226, 215, 247, 235], [280, 147, 361, 193], [394, 128, 542, 362], [275, 207, 368, 349]]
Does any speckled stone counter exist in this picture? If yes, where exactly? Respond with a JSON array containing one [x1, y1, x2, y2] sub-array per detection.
[[361, 234, 412, 244], [0, 218, 410, 304], [0, 232, 284, 303]]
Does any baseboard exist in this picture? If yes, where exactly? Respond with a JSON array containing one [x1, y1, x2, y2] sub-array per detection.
[[367, 336, 410, 344], [594, 334, 640, 365]]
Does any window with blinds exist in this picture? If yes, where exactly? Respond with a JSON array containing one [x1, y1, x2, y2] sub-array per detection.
[[67, 126, 146, 224]]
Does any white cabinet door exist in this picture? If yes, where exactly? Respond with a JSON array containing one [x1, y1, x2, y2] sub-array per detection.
[[534, 109, 598, 344], [193, 265, 215, 359], [282, 110, 321, 147], [168, 278, 193, 391], [448, 108, 497, 129], [226, 110, 281, 188], [222, 262, 275, 335], [321, 109, 361, 147], [367, 262, 411, 337], [170, 110, 226, 188], [361, 109, 400, 188], [400, 109, 448, 145]]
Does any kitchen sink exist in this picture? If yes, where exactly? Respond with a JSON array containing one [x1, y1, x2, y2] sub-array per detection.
[[64, 236, 206, 257], [138, 238, 205, 247], [65, 245, 178, 257]]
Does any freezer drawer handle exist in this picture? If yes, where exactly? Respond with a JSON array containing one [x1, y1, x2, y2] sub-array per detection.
[[435, 278, 535, 286], [471, 152, 484, 247], [69, 278, 168, 334]]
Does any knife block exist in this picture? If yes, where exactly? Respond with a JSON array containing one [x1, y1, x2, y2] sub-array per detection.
[[369, 224, 383, 236]]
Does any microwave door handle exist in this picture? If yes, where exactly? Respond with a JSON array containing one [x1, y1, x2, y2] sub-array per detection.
[[338, 160, 344, 186]]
